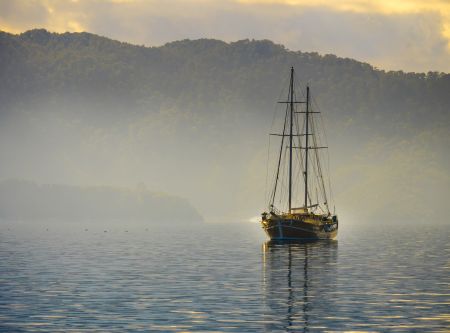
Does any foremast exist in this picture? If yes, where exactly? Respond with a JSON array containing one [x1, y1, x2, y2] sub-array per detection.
[[288, 68, 311, 212], [288, 67, 294, 212], [304, 86, 310, 210], [289, 68, 311, 213]]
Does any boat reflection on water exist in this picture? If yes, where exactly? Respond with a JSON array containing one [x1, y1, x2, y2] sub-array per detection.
[[262, 240, 338, 332]]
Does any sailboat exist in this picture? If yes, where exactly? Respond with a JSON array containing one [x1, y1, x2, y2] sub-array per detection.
[[261, 67, 338, 241]]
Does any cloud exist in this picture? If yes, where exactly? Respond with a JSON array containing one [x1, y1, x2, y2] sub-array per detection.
[[0, 0, 49, 33], [0, 0, 449, 72], [0, 0, 86, 33], [239, 0, 450, 52]]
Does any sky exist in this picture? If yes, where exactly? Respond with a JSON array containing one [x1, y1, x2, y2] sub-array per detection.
[[1, 0, 449, 72]]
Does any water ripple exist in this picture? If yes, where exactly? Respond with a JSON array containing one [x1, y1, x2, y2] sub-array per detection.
[[0, 223, 448, 332]]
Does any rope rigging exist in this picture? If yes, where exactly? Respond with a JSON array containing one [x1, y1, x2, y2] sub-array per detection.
[[266, 68, 334, 215]]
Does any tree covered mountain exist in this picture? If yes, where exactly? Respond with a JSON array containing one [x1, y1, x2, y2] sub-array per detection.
[[0, 29, 448, 224], [2, 29, 449, 127]]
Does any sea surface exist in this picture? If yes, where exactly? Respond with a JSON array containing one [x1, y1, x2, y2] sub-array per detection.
[[0, 222, 449, 332]]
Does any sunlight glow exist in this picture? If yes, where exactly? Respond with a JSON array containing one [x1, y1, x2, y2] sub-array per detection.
[[238, 0, 450, 50]]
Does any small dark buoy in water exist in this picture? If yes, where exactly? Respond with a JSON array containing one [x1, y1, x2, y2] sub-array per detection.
[[85, 228, 88, 232], [104, 230, 107, 233]]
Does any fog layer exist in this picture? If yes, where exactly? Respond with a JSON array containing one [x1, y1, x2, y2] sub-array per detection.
[[1, 30, 449, 224]]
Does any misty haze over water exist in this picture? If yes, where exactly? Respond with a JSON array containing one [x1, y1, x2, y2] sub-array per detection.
[[1, 29, 449, 225]]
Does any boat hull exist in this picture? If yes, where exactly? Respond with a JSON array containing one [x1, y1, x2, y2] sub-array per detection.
[[261, 218, 337, 241]]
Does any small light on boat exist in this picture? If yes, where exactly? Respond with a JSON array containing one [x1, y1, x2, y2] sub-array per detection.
[[248, 216, 261, 223]]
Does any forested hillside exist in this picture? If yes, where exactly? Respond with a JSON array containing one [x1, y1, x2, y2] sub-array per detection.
[[0, 29, 449, 224], [2, 29, 449, 126]]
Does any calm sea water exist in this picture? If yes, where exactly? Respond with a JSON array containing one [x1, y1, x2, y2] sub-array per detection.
[[0, 222, 448, 332]]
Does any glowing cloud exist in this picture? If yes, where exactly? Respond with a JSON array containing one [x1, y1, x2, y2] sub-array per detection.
[[0, 0, 449, 72], [238, 0, 450, 50]]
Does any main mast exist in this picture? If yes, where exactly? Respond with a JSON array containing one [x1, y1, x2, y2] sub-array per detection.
[[304, 86, 310, 209], [288, 67, 294, 212]]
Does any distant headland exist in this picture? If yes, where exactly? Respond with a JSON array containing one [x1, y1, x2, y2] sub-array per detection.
[[0, 179, 203, 224]]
